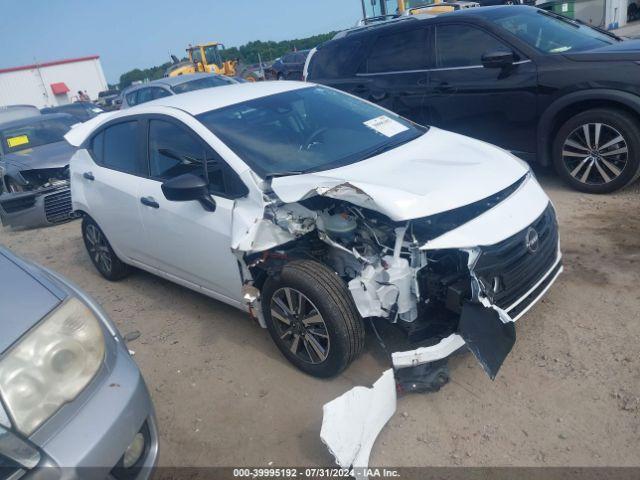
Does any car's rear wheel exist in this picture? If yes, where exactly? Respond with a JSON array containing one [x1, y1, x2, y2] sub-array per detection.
[[553, 108, 640, 193], [261, 260, 364, 378], [81, 216, 131, 281]]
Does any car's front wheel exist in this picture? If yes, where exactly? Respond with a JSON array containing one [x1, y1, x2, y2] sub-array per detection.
[[553, 108, 640, 193], [261, 260, 365, 378], [81, 216, 131, 281]]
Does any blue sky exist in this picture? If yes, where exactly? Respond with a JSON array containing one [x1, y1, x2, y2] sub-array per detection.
[[0, 0, 362, 84]]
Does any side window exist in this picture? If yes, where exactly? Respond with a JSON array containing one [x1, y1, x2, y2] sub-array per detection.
[[152, 87, 172, 100], [102, 121, 142, 175], [365, 27, 429, 73], [136, 88, 154, 105], [148, 119, 229, 195], [89, 131, 104, 164], [436, 24, 510, 68], [125, 90, 138, 106]]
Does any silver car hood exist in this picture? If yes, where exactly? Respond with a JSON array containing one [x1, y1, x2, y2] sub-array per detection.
[[270, 127, 529, 222], [0, 251, 62, 353]]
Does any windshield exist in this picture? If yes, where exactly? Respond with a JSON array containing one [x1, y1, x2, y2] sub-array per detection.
[[1, 117, 75, 154], [196, 86, 425, 178], [494, 10, 616, 53], [171, 76, 236, 94]]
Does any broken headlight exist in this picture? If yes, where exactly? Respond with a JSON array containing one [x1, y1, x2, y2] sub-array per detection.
[[0, 298, 105, 435]]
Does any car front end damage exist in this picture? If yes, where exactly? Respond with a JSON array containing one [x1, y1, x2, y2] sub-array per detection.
[[0, 166, 73, 228], [228, 165, 561, 474], [233, 166, 562, 383]]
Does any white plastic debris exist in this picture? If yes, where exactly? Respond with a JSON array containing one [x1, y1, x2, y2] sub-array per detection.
[[320, 369, 397, 479]]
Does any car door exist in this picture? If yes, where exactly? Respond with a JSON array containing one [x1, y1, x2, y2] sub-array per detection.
[[352, 25, 432, 127], [78, 119, 147, 262], [425, 22, 538, 154], [136, 116, 244, 303]]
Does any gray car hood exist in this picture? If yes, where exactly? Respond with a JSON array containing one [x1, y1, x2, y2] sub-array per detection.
[[3, 141, 76, 171], [0, 251, 63, 353]]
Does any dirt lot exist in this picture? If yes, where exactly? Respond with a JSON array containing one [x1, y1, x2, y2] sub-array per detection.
[[1, 170, 639, 468]]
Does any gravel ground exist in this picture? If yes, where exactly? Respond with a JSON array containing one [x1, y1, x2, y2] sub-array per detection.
[[1, 169, 638, 468]]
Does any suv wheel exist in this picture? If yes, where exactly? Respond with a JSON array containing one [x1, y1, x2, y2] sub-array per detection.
[[261, 260, 364, 378], [553, 108, 640, 193], [81, 216, 131, 281]]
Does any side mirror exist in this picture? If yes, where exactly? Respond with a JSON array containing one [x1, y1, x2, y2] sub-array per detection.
[[161, 173, 216, 212], [481, 50, 515, 69]]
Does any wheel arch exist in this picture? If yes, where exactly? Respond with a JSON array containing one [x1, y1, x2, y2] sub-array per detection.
[[538, 90, 640, 166]]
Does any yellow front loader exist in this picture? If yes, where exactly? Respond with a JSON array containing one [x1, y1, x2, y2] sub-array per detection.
[[166, 42, 238, 78]]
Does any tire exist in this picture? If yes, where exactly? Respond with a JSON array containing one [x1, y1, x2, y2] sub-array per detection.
[[81, 216, 131, 281], [261, 260, 365, 378], [552, 108, 640, 193]]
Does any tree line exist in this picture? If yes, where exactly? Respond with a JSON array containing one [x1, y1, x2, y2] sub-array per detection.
[[116, 31, 336, 90]]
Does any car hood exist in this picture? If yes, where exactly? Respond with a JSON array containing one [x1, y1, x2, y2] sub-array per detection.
[[563, 38, 640, 61], [270, 127, 529, 222], [3, 141, 76, 171], [0, 251, 62, 354]]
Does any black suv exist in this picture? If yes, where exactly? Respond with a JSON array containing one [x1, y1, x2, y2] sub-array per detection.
[[306, 6, 640, 193]]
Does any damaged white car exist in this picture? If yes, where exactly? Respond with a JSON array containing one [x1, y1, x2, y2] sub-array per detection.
[[66, 82, 562, 383]]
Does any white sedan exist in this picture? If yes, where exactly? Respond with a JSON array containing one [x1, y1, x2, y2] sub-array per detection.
[[66, 82, 561, 382]]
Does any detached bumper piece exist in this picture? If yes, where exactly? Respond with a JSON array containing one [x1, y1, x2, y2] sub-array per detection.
[[0, 186, 72, 229]]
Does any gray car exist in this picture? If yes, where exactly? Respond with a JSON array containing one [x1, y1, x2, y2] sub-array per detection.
[[120, 73, 237, 109], [0, 114, 77, 229], [0, 247, 158, 478]]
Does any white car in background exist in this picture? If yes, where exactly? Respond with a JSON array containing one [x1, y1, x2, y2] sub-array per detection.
[[65, 82, 561, 384]]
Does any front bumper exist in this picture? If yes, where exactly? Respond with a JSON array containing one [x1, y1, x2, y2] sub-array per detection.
[[0, 186, 73, 229], [392, 250, 563, 370]]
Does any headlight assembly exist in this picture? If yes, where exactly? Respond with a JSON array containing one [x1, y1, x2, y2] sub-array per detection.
[[0, 298, 105, 435]]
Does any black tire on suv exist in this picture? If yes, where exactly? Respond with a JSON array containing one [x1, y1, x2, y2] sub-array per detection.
[[553, 108, 640, 194], [261, 260, 365, 378], [81, 216, 131, 281]]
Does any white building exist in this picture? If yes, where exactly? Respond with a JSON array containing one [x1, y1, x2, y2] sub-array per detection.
[[0, 56, 108, 108]]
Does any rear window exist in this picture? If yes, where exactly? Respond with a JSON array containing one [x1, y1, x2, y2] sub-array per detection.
[[171, 76, 235, 94]]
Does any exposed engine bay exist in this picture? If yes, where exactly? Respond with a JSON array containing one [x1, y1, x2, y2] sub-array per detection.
[[236, 174, 562, 385]]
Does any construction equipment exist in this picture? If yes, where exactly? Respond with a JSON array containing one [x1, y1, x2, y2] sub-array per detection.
[[359, 0, 476, 23], [166, 42, 238, 78]]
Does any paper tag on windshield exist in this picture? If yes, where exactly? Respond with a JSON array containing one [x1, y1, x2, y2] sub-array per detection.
[[7, 135, 29, 148], [364, 116, 409, 137]]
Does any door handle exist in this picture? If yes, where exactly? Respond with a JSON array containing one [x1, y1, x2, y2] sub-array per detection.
[[140, 196, 159, 209], [83, 172, 95, 181]]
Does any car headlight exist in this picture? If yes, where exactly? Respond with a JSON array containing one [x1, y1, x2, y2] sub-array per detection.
[[0, 298, 105, 435]]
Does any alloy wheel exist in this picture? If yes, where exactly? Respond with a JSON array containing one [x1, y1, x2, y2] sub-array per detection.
[[270, 287, 330, 364], [85, 224, 113, 274], [562, 122, 628, 186]]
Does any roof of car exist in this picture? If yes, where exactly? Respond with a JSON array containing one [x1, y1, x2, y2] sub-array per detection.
[[122, 73, 233, 93], [0, 112, 75, 130], [334, 5, 533, 39]]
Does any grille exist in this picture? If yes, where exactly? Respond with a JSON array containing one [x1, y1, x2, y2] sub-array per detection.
[[474, 204, 559, 314], [44, 188, 72, 223]]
